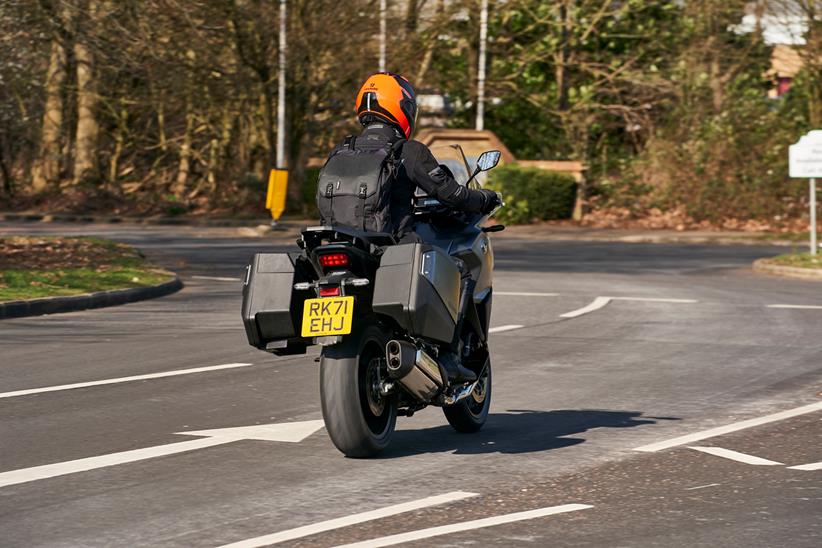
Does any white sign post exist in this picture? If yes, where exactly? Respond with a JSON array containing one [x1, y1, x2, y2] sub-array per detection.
[[789, 130, 822, 255]]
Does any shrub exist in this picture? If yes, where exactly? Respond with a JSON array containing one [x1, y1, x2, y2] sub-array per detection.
[[486, 164, 577, 224]]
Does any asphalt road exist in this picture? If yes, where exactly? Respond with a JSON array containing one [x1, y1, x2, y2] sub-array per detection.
[[1, 221, 820, 547]]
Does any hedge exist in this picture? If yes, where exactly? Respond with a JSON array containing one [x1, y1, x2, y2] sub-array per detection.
[[486, 164, 577, 224]]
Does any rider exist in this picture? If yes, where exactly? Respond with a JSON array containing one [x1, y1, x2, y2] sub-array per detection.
[[328, 72, 501, 238]]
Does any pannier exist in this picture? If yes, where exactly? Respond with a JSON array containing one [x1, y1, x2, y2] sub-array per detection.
[[241, 252, 315, 355], [372, 243, 460, 344]]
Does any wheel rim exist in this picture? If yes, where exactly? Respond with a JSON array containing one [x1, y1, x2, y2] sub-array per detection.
[[364, 356, 386, 416], [358, 342, 392, 435], [466, 367, 490, 417]]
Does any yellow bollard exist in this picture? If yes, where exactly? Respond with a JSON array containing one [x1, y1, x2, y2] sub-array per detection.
[[266, 169, 289, 223]]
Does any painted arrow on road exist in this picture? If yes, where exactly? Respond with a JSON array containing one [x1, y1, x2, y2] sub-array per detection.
[[0, 420, 325, 489]]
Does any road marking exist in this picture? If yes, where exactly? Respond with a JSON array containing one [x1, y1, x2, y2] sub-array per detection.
[[560, 296, 611, 318], [767, 304, 822, 310], [788, 461, 822, 471], [608, 297, 698, 304], [496, 292, 560, 297], [0, 363, 253, 399], [217, 491, 479, 548], [689, 446, 783, 466], [685, 483, 722, 491], [633, 401, 822, 452], [191, 275, 240, 282], [489, 325, 524, 334], [0, 420, 324, 488], [333, 504, 593, 548]]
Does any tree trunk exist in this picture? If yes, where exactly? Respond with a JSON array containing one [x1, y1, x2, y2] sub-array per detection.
[[0, 133, 13, 196], [73, 38, 99, 184], [555, 1, 572, 112], [173, 102, 194, 196], [31, 39, 67, 192], [260, 72, 277, 171], [109, 101, 127, 185]]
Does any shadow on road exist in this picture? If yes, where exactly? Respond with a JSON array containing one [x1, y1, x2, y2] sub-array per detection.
[[383, 409, 677, 458]]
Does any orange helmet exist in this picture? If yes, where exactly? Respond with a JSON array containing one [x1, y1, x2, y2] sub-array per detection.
[[356, 72, 417, 139]]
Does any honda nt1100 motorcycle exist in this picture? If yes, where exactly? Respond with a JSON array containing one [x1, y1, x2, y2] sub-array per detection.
[[242, 149, 504, 457]]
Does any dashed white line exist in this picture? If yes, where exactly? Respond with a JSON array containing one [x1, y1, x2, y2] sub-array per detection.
[[633, 401, 822, 452], [608, 296, 698, 304], [216, 492, 479, 548], [0, 363, 253, 399], [560, 296, 611, 318], [191, 275, 241, 282], [684, 483, 722, 491], [0, 437, 227, 488], [496, 292, 560, 297], [333, 504, 593, 548], [488, 325, 524, 334], [767, 304, 822, 310], [689, 446, 783, 466], [788, 461, 822, 471]]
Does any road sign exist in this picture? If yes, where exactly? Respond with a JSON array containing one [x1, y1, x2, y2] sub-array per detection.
[[789, 131, 820, 255], [266, 168, 289, 222]]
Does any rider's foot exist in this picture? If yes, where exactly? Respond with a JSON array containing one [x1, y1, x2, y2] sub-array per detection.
[[439, 352, 477, 383]]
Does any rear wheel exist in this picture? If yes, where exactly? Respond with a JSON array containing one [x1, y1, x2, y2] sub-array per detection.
[[320, 324, 397, 457], [443, 359, 491, 433]]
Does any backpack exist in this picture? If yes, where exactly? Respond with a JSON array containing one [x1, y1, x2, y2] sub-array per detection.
[[316, 135, 405, 233]]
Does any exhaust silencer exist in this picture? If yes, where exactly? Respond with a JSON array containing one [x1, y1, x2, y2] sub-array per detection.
[[386, 340, 443, 401]]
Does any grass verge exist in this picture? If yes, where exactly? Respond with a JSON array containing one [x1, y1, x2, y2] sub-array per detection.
[[767, 252, 822, 269], [0, 236, 176, 302]]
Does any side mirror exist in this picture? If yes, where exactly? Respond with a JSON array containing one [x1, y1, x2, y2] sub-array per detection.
[[476, 150, 501, 172]]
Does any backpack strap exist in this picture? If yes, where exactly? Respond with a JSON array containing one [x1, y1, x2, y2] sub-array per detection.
[[384, 138, 406, 179], [358, 182, 368, 230]]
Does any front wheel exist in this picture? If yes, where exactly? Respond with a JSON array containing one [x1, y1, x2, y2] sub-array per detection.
[[443, 359, 491, 433], [320, 324, 397, 457]]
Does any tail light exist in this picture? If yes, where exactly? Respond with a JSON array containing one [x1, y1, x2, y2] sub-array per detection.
[[319, 286, 341, 297], [318, 253, 349, 268]]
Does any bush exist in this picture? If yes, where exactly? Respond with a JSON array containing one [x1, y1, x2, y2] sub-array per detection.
[[486, 164, 577, 224]]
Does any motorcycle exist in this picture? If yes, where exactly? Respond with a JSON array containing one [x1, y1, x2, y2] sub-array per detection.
[[242, 149, 504, 457]]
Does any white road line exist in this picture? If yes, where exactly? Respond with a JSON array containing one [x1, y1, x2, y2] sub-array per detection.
[[788, 461, 822, 471], [0, 363, 253, 399], [333, 504, 593, 548], [608, 297, 698, 304], [767, 304, 822, 310], [688, 446, 783, 466], [488, 325, 524, 334], [217, 492, 479, 548], [0, 420, 324, 489], [0, 438, 227, 488], [560, 296, 611, 318], [633, 401, 822, 452], [495, 292, 560, 297], [684, 483, 722, 491], [191, 275, 240, 282]]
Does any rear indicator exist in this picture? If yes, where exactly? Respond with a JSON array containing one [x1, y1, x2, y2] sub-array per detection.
[[319, 286, 341, 297], [319, 253, 349, 267]]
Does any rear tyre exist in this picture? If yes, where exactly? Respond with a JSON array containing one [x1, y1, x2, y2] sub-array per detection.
[[320, 324, 397, 457], [443, 359, 491, 433]]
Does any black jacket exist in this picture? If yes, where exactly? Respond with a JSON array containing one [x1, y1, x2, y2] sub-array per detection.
[[327, 124, 489, 234]]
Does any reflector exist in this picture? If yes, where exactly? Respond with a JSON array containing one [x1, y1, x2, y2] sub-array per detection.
[[318, 253, 349, 267], [319, 286, 341, 297]]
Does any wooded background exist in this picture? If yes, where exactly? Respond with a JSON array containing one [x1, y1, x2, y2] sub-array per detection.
[[1, 1, 819, 225]]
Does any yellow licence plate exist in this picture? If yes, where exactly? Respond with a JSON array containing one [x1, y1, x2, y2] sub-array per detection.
[[301, 296, 354, 337]]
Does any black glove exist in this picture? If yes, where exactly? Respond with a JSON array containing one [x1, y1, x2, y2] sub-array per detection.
[[479, 189, 502, 214]]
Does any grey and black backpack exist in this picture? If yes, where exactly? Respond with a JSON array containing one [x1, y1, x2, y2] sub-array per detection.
[[316, 135, 405, 233]]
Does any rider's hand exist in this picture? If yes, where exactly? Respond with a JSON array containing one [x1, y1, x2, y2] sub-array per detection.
[[480, 190, 502, 214]]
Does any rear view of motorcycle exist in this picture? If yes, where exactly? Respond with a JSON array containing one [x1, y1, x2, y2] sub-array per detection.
[[241, 149, 504, 457]]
